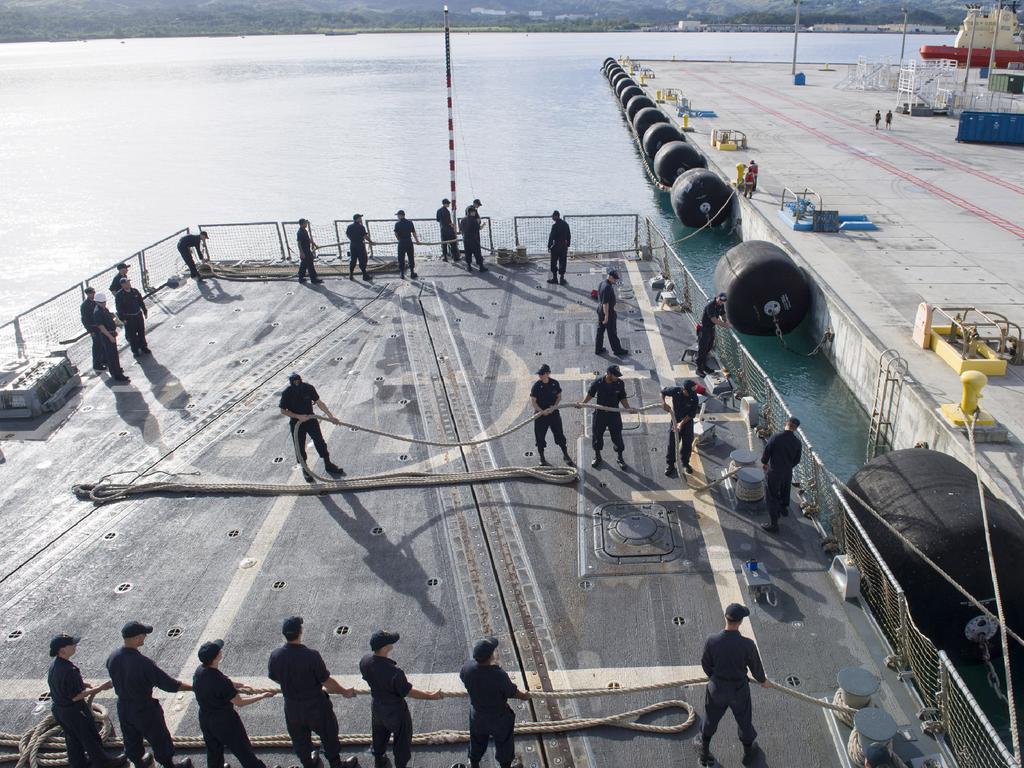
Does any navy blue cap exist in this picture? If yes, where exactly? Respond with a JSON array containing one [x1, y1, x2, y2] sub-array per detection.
[[725, 603, 750, 621], [683, 379, 697, 391], [863, 742, 891, 767], [121, 621, 153, 639], [198, 639, 223, 665], [607, 268, 620, 278], [288, 372, 302, 381], [116, 263, 129, 270], [395, 210, 406, 216], [370, 630, 400, 651], [353, 213, 362, 221], [282, 616, 303, 637], [606, 364, 622, 377], [473, 636, 499, 662], [717, 292, 727, 301], [472, 199, 482, 206], [537, 364, 551, 375], [49, 633, 80, 657], [442, 198, 450, 205]]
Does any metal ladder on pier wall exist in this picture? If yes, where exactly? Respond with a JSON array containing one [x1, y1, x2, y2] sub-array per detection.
[[866, 348, 909, 461]]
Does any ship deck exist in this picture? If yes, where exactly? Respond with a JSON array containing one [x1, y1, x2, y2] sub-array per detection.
[[635, 60, 1024, 511], [0, 256, 943, 767]]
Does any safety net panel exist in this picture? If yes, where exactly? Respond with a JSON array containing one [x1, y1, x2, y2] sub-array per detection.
[[199, 222, 285, 262], [283, 220, 342, 260], [513, 214, 639, 257], [140, 228, 190, 289]]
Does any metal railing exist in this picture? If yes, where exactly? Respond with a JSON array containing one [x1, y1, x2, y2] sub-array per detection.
[[835, 489, 1018, 767]]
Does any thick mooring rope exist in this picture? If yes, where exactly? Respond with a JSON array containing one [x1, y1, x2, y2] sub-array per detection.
[[72, 403, 666, 506], [2, 677, 853, 767]]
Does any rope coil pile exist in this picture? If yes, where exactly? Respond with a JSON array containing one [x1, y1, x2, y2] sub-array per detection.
[[2, 678, 855, 768]]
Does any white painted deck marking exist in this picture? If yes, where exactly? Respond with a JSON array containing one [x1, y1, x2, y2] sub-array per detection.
[[623, 261, 757, 641]]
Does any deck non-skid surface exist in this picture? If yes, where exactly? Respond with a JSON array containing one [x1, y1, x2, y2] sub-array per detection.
[[0, 258, 937, 766]]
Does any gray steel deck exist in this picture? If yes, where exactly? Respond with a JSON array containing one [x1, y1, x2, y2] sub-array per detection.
[[0, 255, 941, 767]]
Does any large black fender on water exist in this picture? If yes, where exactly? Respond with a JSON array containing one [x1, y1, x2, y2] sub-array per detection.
[[614, 77, 637, 98], [625, 94, 656, 121], [619, 85, 644, 108], [603, 57, 616, 68], [642, 123, 684, 158], [610, 71, 630, 89], [670, 168, 732, 228], [606, 66, 624, 81], [632, 107, 669, 142], [653, 141, 705, 186], [713, 241, 810, 335], [844, 449, 1024, 663]]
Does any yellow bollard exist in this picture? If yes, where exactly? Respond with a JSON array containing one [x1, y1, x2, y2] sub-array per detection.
[[736, 162, 747, 187], [683, 113, 690, 130], [960, 370, 987, 416]]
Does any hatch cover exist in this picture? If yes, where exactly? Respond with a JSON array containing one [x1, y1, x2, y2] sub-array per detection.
[[597, 502, 677, 563]]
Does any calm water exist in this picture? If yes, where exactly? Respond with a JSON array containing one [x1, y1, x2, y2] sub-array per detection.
[[0, 30, 941, 471]]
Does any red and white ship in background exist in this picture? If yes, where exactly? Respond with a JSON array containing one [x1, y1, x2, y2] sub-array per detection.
[[920, 3, 1024, 67]]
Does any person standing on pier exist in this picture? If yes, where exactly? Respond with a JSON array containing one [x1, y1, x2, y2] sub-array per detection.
[[106, 621, 194, 768], [546, 211, 571, 285], [278, 372, 344, 482], [594, 268, 626, 357], [346, 214, 372, 281], [92, 293, 129, 383], [114, 277, 149, 357], [874, 110, 882, 129], [109, 263, 131, 293], [695, 293, 730, 377], [530, 364, 573, 467], [885, 110, 893, 130], [393, 210, 420, 280], [177, 232, 209, 279], [48, 634, 127, 768], [193, 640, 276, 768], [460, 206, 486, 272], [359, 630, 442, 768], [661, 378, 700, 477], [80, 287, 105, 373], [696, 603, 768, 767], [747, 160, 758, 193], [760, 417, 803, 534], [268, 617, 360, 768], [460, 637, 530, 768], [743, 166, 755, 199], [297, 219, 323, 285], [436, 199, 459, 263], [578, 364, 637, 470]]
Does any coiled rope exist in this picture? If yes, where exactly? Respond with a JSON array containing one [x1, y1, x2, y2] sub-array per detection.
[[2, 677, 854, 767], [72, 403, 665, 506]]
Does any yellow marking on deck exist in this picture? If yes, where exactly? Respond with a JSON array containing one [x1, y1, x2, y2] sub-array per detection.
[[624, 260, 757, 641], [630, 489, 696, 503]]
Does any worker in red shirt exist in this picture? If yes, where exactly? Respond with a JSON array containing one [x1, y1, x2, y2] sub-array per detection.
[[748, 160, 759, 193]]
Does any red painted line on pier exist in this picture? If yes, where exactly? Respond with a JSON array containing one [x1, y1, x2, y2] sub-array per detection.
[[746, 81, 1024, 198], [687, 71, 1024, 240]]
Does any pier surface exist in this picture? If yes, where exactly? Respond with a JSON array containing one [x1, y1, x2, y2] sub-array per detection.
[[638, 60, 1024, 505]]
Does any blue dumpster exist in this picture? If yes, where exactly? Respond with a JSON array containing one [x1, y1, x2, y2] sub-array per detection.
[[794, 72, 806, 86], [956, 111, 1024, 145]]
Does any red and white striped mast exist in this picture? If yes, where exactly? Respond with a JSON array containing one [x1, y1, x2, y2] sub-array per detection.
[[444, 5, 457, 218]]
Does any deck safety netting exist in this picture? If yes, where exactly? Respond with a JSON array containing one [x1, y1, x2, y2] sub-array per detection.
[[199, 222, 285, 262], [140, 229, 190, 289], [283, 221, 343, 260], [512, 214, 639, 256]]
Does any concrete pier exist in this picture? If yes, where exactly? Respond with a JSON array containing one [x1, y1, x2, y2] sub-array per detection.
[[635, 60, 1024, 508]]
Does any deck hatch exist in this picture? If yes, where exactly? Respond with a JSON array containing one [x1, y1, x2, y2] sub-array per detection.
[[597, 502, 678, 562]]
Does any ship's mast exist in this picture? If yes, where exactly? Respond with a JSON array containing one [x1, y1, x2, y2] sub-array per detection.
[[444, 6, 457, 219]]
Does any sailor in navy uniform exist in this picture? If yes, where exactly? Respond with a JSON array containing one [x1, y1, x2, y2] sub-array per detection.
[[193, 639, 276, 768], [80, 287, 105, 372], [278, 372, 344, 482], [177, 233, 208, 279], [393, 211, 419, 280], [109, 263, 131, 293], [696, 604, 768, 767], [297, 219, 323, 284], [114, 277, 149, 356], [267, 617, 359, 768], [760, 416, 803, 533], [530, 364, 573, 467], [359, 630, 442, 768], [106, 621, 193, 768], [345, 214, 372, 281], [436, 199, 458, 262], [696, 293, 730, 377], [48, 634, 127, 768], [92, 293, 129, 383], [460, 637, 530, 768], [578, 364, 637, 470], [594, 269, 626, 356], [661, 379, 700, 477], [546, 211, 571, 285]]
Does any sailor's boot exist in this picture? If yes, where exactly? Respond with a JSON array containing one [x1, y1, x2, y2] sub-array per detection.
[[538, 449, 548, 466], [741, 742, 761, 766]]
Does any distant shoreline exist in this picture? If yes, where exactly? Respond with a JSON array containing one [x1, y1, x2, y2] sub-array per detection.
[[0, 28, 953, 46]]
